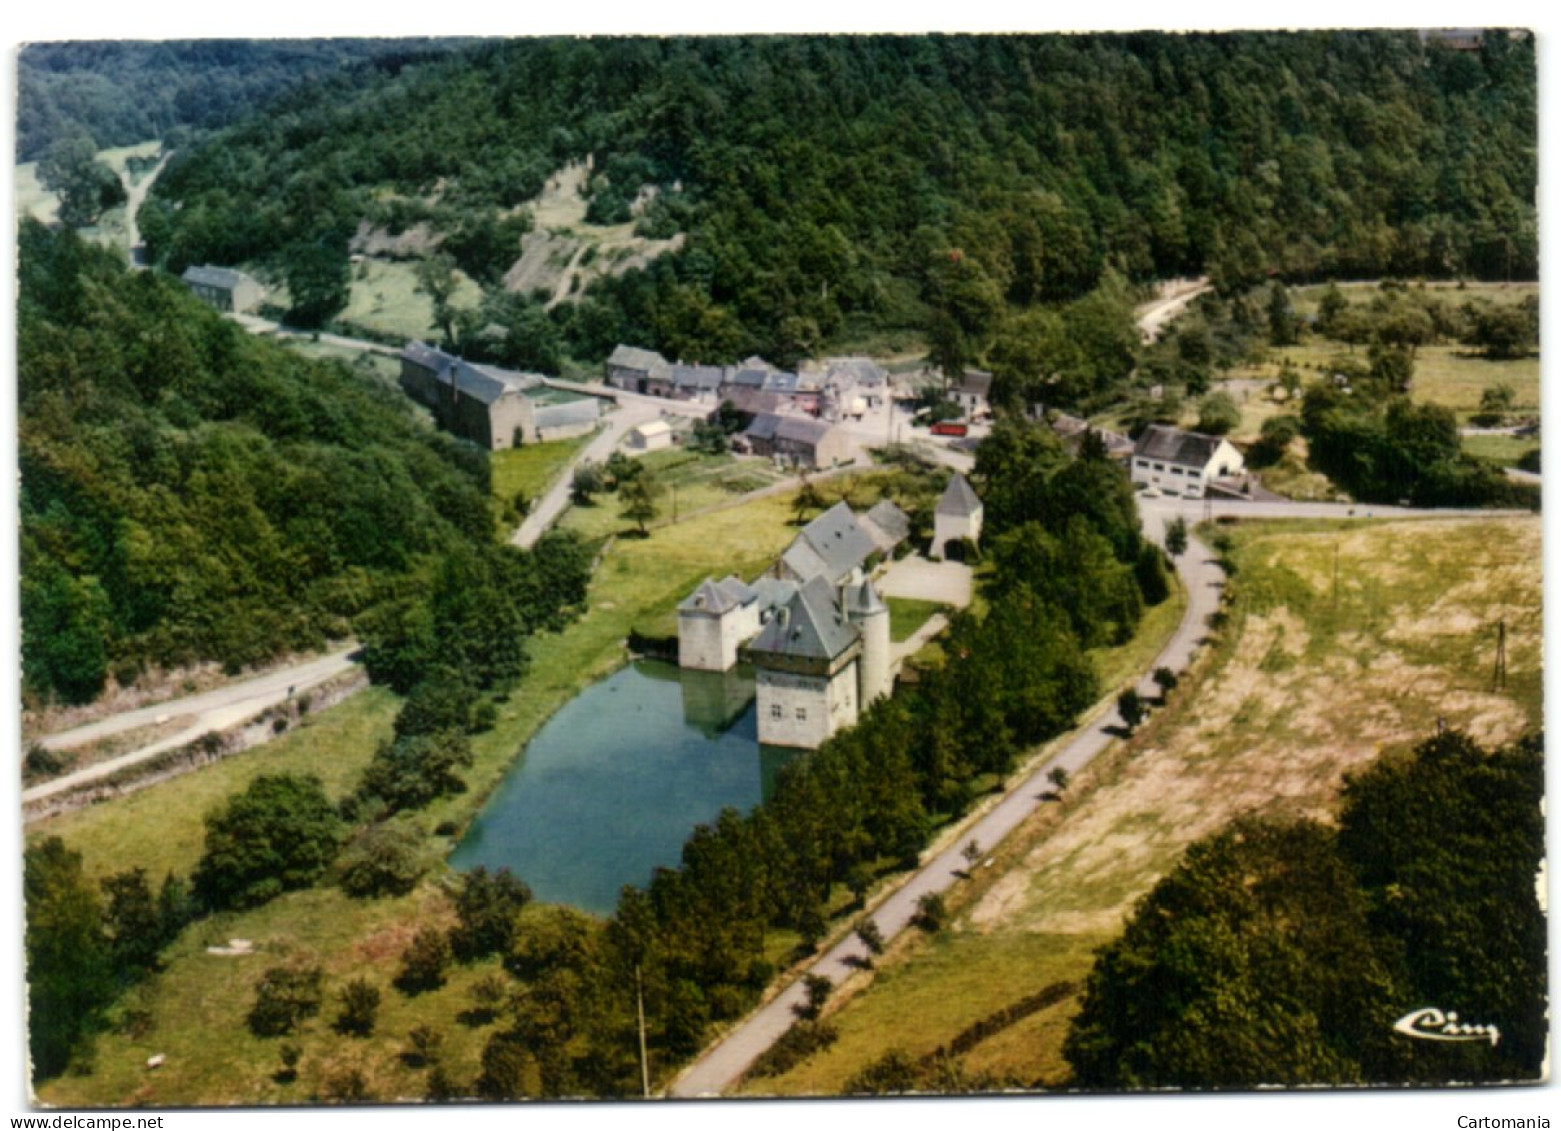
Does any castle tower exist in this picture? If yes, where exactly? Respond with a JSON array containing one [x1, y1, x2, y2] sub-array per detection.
[[846, 577, 891, 706]]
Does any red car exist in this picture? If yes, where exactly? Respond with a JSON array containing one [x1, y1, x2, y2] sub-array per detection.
[[930, 421, 968, 437]]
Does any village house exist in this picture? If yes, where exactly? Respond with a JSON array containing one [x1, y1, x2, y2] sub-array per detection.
[[931, 473, 984, 561], [180, 265, 265, 314], [668, 363, 726, 402], [400, 341, 600, 450], [949, 369, 994, 420], [605, 344, 671, 393], [1046, 411, 1136, 461], [738, 414, 854, 470], [1130, 424, 1245, 498]]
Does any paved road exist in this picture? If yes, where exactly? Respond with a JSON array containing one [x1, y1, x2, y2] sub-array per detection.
[[23, 646, 359, 805], [230, 313, 401, 356], [511, 405, 663, 548]]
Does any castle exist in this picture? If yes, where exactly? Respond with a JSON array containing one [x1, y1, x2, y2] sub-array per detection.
[[677, 499, 908, 749]]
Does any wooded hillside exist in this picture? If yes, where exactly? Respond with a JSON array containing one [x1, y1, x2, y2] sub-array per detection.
[[138, 33, 1536, 369]]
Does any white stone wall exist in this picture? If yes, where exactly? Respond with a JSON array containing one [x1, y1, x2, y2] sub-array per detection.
[[756, 665, 859, 748], [679, 612, 729, 671], [932, 508, 982, 560]]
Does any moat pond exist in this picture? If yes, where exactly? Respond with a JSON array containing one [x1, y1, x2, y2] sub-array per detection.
[[449, 659, 794, 915]]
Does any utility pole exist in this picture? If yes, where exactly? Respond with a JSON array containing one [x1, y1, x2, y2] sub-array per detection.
[[636, 965, 650, 1099], [1494, 619, 1508, 691]]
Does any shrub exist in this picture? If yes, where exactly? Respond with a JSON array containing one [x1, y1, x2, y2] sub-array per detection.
[[248, 962, 324, 1037], [334, 978, 381, 1037], [194, 774, 343, 911], [396, 926, 452, 995], [336, 818, 428, 898], [915, 892, 949, 932]]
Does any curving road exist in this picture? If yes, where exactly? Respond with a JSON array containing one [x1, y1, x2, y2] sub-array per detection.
[[23, 645, 359, 807]]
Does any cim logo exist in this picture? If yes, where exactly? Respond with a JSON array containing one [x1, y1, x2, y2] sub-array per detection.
[[1393, 1007, 1501, 1047]]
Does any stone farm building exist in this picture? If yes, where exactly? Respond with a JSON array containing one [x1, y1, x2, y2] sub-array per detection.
[[1130, 424, 1245, 499], [627, 419, 674, 452], [738, 413, 854, 470], [931, 473, 984, 561], [180, 265, 264, 314], [677, 499, 908, 748], [603, 343, 872, 421], [949, 369, 993, 420], [400, 341, 599, 450]]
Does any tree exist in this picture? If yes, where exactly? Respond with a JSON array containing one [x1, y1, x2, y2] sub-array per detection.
[[855, 918, 885, 957], [37, 129, 126, 227], [405, 1024, 445, 1068], [396, 926, 452, 994], [1047, 765, 1070, 792], [618, 471, 662, 536], [1163, 515, 1189, 559], [914, 892, 948, 932], [1266, 280, 1297, 346], [1152, 667, 1179, 699], [357, 730, 475, 815], [336, 818, 429, 898], [24, 837, 115, 1078], [570, 461, 606, 505], [193, 774, 343, 910], [450, 866, 533, 962], [1116, 688, 1145, 732], [415, 253, 460, 345], [1367, 342, 1414, 393], [100, 867, 165, 976], [1337, 731, 1545, 1081], [1466, 302, 1537, 360], [282, 239, 351, 329], [248, 961, 325, 1037], [799, 973, 833, 1020], [335, 978, 381, 1037], [1316, 283, 1349, 335], [791, 475, 826, 524], [1474, 382, 1516, 425], [1196, 390, 1241, 436], [1065, 817, 1403, 1088]]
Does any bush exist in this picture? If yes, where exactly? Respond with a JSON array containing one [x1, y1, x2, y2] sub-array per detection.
[[194, 775, 343, 911], [248, 962, 324, 1037], [845, 1048, 922, 1095], [746, 1020, 839, 1078], [914, 892, 949, 932], [396, 926, 452, 995], [336, 818, 428, 898], [334, 978, 381, 1037]]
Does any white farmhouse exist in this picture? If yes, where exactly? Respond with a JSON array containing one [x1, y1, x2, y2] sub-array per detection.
[[627, 419, 674, 452], [1131, 424, 1245, 499]]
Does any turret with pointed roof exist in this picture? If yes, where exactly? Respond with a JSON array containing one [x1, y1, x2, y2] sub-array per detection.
[[932, 474, 983, 560]]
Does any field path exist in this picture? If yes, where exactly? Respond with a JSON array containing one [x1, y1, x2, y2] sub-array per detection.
[[122, 149, 171, 268]]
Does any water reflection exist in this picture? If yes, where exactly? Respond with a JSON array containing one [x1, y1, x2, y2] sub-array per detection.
[[450, 659, 794, 915]]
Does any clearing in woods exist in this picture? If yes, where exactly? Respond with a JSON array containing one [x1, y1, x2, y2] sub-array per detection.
[[743, 514, 1541, 1095]]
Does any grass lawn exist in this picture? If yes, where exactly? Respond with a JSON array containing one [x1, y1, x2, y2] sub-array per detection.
[[886, 597, 946, 644], [490, 434, 593, 509], [274, 339, 403, 387], [340, 258, 482, 342], [1460, 433, 1539, 468], [16, 161, 61, 223], [747, 514, 1540, 1095], [560, 448, 791, 541], [33, 483, 812, 1107]]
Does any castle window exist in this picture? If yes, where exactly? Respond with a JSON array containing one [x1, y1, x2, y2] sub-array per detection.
[[770, 704, 783, 719], [795, 707, 807, 721]]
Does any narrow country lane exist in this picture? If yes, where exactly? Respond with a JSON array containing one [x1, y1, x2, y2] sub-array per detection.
[[23, 646, 359, 808], [121, 149, 171, 268]]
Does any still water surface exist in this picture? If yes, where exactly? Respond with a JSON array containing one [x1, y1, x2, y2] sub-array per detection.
[[449, 660, 792, 915]]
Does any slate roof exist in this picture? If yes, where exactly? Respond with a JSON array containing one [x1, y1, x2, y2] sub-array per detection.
[[671, 364, 726, 391], [749, 577, 798, 616], [825, 357, 886, 388], [958, 369, 994, 399], [861, 499, 910, 551], [608, 344, 671, 375], [722, 388, 784, 416], [744, 413, 783, 442], [678, 575, 756, 615], [764, 372, 801, 395], [402, 342, 540, 406], [746, 576, 858, 662], [784, 500, 879, 583], [844, 576, 887, 617], [1133, 424, 1227, 469], [937, 474, 982, 517], [727, 368, 771, 389], [181, 265, 255, 290], [774, 417, 833, 448]]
